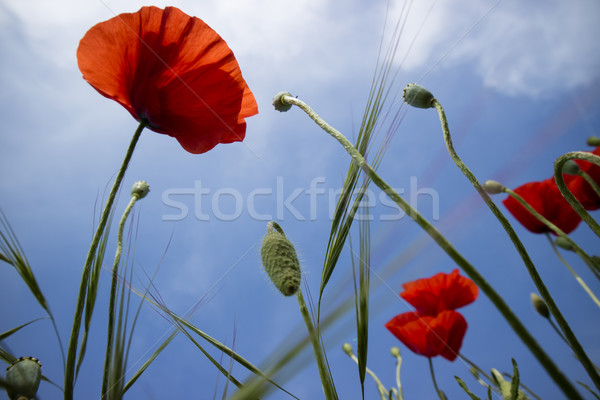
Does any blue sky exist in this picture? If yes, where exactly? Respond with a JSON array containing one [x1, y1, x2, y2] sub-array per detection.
[[1, 0, 599, 399]]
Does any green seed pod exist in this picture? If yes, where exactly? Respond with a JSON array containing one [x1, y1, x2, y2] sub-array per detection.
[[587, 136, 600, 146], [530, 293, 550, 319], [131, 180, 150, 199], [561, 160, 580, 176], [272, 92, 293, 112], [260, 221, 301, 296], [483, 180, 506, 195], [6, 357, 42, 400], [403, 83, 435, 109]]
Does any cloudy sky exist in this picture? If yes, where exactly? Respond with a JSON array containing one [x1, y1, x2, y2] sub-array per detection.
[[1, 0, 599, 399]]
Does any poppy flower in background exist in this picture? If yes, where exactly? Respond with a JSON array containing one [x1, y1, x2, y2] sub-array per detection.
[[385, 310, 467, 361], [502, 178, 582, 234], [567, 146, 600, 210], [400, 269, 479, 315], [77, 6, 258, 154], [385, 269, 478, 361]]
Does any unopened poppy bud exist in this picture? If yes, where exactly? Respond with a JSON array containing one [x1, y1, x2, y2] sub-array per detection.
[[131, 180, 150, 199], [530, 293, 550, 319], [260, 221, 301, 296], [403, 83, 435, 109], [587, 136, 600, 146], [483, 180, 505, 195], [342, 343, 353, 356], [6, 357, 42, 400], [562, 160, 580, 176], [390, 347, 401, 358], [555, 237, 574, 251], [272, 92, 293, 112]]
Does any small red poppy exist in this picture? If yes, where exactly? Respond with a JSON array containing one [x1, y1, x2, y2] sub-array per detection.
[[385, 310, 467, 361], [77, 6, 258, 154], [567, 146, 600, 210], [502, 178, 581, 234], [400, 269, 479, 316]]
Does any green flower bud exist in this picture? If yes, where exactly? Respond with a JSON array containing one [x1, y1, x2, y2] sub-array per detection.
[[6, 357, 42, 400], [530, 293, 550, 319], [342, 343, 353, 356], [131, 180, 150, 199], [260, 222, 301, 296], [562, 160, 580, 176], [390, 346, 401, 358], [555, 236, 574, 251], [403, 83, 435, 109], [587, 136, 600, 146], [483, 180, 506, 195], [272, 92, 293, 112]]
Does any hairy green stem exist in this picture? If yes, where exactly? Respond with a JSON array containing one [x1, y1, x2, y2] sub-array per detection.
[[101, 194, 140, 398], [64, 121, 145, 400], [554, 152, 600, 238], [279, 94, 585, 400], [296, 288, 336, 400]]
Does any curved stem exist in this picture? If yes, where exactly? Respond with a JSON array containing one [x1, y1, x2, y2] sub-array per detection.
[[64, 121, 145, 400], [279, 94, 585, 400], [345, 346, 388, 400], [554, 152, 600, 238], [101, 194, 139, 398], [431, 98, 600, 392], [428, 358, 446, 400]]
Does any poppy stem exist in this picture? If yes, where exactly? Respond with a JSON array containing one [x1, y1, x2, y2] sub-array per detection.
[[428, 358, 447, 400], [546, 233, 600, 307], [64, 121, 146, 400], [101, 190, 143, 398], [553, 152, 600, 238], [296, 287, 337, 400], [342, 343, 389, 400], [277, 93, 587, 400]]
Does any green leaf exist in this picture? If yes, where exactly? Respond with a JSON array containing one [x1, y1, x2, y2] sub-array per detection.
[[0, 318, 46, 341], [455, 376, 482, 400]]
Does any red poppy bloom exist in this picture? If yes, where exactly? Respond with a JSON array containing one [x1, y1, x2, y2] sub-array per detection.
[[77, 6, 258, 154], [400, 269, 479, 315], [567, 146, 600, 210], [502, 178, 581, 234], [385, 310, 467, 361]]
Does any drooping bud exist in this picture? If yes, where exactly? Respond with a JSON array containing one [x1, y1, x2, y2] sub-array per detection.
[[260, 221, 301, 296], [390, 346, 401, 358], [483, 180, 506, 195], [131, 180, 150, 199], [6, 357, 42, 400], [561, 160, 580, 176], [555, 236, 574, 251], [272, 92, 293, 112], [530, 293, 550, 319], [403, 83, 435, 109]]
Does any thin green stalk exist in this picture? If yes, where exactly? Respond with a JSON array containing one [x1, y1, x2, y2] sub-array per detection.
[[429, 97, 600, 392], [343, 344, 388, 400], [554, 152, 600, 237], [101, 193, 141, 399], [428, 358, 446, 400], [277, 93, 585, 400], [546, 233, 600, 307], [296, 288, 337, 400], [64, 121, 145, 400]]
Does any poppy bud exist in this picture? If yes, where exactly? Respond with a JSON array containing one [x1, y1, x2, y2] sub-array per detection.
[[260, 221, 301, 296], [587, 136, 600, 146], [562, 160, 580, 176], [272, 92, 293, 112], [403, 83, 435, 109], [555, 237, 574, 251], [483, 180, 505, 195], [131, 180, 150, 199], [390, 346, 401, 358], [6, 357, 42, 400], [342, 343, 353, 356], [530, 293, 550, 319]]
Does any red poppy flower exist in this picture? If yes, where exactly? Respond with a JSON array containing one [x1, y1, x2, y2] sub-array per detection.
[[385, 310, 467, 361], [567, 146, 600, 210], [400, 269, 479, 315], [502, 178, 581, 234], [77, 6, 258, 154]]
